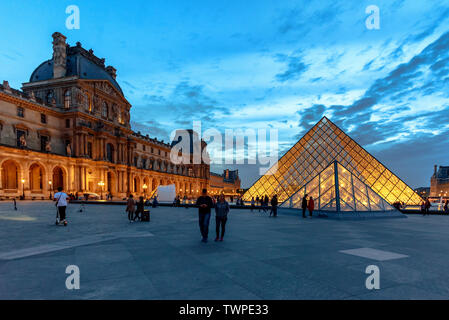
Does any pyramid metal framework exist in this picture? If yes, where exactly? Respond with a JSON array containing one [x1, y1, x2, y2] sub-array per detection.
[[280, 161, 395, 212], [242, 117, 422, 206]]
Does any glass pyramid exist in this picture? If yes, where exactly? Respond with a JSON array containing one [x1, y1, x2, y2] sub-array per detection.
[[280, 161, 395, 212], [243, 117, 422, 206]]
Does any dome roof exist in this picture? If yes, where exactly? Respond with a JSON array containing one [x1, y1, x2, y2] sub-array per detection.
[[29, 43, 123, 96]]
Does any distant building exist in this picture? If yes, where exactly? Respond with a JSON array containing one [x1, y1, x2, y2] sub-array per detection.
[[430, 165, 449, 198], [209, 169, 241, 197], [414, 187, 430, 199]]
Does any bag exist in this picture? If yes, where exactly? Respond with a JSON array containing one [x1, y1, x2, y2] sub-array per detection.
[[141, 210, 150, 222], [55, 193, 63, 207]]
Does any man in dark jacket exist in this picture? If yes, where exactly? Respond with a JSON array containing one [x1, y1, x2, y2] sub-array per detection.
[[301, 194, 308, 218], [196, 189, 214, 242]]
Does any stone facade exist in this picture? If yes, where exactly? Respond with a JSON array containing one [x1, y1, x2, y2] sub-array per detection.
[[209, 169, 241, 197], [430, 165, 449, 198], [0, 32, 209, 200]]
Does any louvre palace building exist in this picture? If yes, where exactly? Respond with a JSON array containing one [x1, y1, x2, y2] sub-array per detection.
[[0, 32, 210, 200]]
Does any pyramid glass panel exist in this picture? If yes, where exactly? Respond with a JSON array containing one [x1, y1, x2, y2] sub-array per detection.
[[280, 161, 397, 213], [243, 117, 422, 207]]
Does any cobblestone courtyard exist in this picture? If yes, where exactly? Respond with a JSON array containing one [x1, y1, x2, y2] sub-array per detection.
[[1, 201, 449, 299]]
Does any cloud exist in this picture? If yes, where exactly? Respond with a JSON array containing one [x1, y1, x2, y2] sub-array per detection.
[[275, 54, 309, 82], [329, 30, 449, 128], [130, 120, 171, 141]]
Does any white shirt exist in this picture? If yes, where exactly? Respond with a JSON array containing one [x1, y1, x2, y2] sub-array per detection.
[[54, 192, 69, 207]]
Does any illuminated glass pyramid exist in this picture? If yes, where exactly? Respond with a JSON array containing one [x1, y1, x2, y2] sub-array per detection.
[[243, 117, 422, 207], [280, 161, 395, 212]]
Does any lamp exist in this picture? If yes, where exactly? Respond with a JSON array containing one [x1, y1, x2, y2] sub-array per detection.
[[21, 178, 25, 199], [98, 181, 105, 200]]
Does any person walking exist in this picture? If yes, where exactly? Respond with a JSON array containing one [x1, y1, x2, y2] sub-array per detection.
[[215, 194, 230, 241], [301, 194, 308, 218], [270, 195, 278, 217], [54, 186, 69, 225], [308, 196, 315, 217], [444, 200, 449, 214], [196, 189, 214, 243], [250, 197, 255, 212], [135, 196, 145, 221], [126, 194, 135, 222]]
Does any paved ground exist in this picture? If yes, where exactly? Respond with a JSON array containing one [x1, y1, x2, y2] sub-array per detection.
[[0, 201, 449, 300]]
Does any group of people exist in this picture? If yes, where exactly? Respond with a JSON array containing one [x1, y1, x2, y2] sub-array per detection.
[[250, 194, 314, 218], [125, 195, 146, 222], [420, 198, 449, 215]]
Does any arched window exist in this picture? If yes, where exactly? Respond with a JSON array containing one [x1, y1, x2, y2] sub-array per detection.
[[64, 90, 71, 109], [106, 143, 114, 163], [46, 90, 54, 104], [102, 102, 108, 118]]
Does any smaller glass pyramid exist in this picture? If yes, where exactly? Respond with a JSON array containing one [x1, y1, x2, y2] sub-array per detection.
[[280, 161, 395, 212]]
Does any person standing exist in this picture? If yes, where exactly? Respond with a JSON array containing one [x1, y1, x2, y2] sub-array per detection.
[[126, 195, 135, 222], [215, 194, 230, 241], [54, 186, 69, 225], [250, 197, 255, 212], [301, 194, 308, 218], [425, 198, 431, 216], [183, 195, 188, 209], [270, 195, 278, 217], [444, 200, 449, 214], [196, 189, 214, 243], [263, 195, 269, 213], [308, 196, 315, 217]]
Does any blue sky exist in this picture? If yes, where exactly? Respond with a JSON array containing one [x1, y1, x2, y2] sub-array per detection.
[[1, 0, 449, 188]]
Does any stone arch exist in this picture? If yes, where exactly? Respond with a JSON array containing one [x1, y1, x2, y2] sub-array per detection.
[[107, 171, 117, 195], [52, 165, 67, 191], [134, 176, 141, 193], [152, 177, 157, 191], [143, 176, 150, 196], [1, 159, 20, 190], [29, 162, 45, 192]]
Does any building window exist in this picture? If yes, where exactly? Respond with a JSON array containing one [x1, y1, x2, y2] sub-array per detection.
[[64, 90, 71, 109], [102, 102, 108, 118], [40, 135, 49, 152], [143, 145, 146, 151], [16, 130, 26, 147], [66, 119, 70, 128], [87, 142, 93, 158], [106, 143, 114, 163], [134, 157, 138, 167], [46, 90, 54, 104], [40, 114, 47, 124], [142, 158, 147, 169], [17, 107, 24, 118]]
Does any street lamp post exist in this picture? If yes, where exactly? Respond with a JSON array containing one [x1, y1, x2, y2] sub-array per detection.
[[49, 181, 53, 199], [21, 179, 25, 200], [143, 184, 148, 198], [98, 181, 105, 200]]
